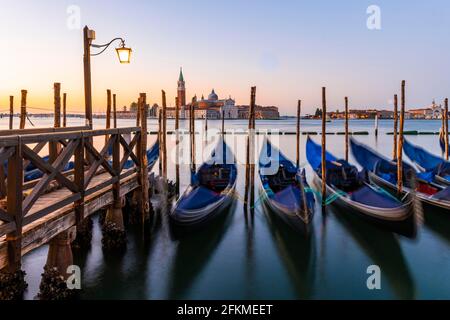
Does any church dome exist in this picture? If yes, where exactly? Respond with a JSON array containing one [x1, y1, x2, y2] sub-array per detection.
[[208, 89, 218, 101]]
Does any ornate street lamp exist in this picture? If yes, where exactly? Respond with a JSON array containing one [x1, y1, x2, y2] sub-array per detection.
[[83, 26, 132, 128]]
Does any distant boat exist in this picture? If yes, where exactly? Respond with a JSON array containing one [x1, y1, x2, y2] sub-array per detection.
[[403, 138, 450, 186], [258, 138, 315, 233], [169, 137, 237, 228], [350, 137, 450, 215], [307, 137, 415, 234]]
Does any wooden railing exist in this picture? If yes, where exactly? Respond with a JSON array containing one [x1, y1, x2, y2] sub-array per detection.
[[0, 126, 145, 270]]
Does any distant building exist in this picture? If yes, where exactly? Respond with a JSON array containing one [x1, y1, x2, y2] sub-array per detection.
[[237, 105, 280, 120], [174, 69, 278, 120]]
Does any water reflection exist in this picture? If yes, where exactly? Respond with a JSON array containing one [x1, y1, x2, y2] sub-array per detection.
[[167, 200, 236, 299], [261, 203, 315, 298], [423, 206, 450, 245], [329, 207, 415, 299]]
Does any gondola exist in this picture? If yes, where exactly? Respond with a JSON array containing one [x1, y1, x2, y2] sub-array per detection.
[[350, 137, 450, 214], [169, 137, 237, 228], [258, 138, 315, 233], [403, 138, 450, 186], [306, 137, 415, 233]]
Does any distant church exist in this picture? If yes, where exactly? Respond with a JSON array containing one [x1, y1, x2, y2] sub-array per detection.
[[176, 68, 238, 119], [169, 68, 278, 120]]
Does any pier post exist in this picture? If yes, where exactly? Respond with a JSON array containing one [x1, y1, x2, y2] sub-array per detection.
[[139, 93, 150, 223], [190, 97, 196, 174], [39, 226, 77, 300], [321, 87, 327, 205], [222, 109, 225, 134], [344, 97, 349, 162], [158, 109, 163, 176], [397, 81, 405, 194], [113, 94, 117, 129], [20, 90, 27, 129], [72, 132, 92, 249], [393, 94, 398, 160], [105, 89, 112, 146], [162, 90, 168, 182], [175, 97, 180, 197], [0, 140, 27, 300], [374, 113, 379, 137], [136, 96, 141, 127], [63, 93, 67, 127], [296, 100, 301, 168], [103, 128, 126, 250], [83, 26, 93, 129], [9, 96, 13, 130], [49, 83, 62, 162], [445, 98, 449, 160], [249, 87, 256, 209]]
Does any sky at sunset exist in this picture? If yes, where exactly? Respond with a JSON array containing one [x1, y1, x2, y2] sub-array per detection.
[[0, 0, 449, 115]]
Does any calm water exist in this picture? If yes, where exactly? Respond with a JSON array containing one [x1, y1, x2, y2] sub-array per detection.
[[1, 117, 450, 300]]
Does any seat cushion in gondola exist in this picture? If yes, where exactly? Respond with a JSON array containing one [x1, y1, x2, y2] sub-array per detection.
[[177, 186, 223, 210], [350, 186, 400, 209], [272, 185, 303, 212], [321, 160, 361, 191]]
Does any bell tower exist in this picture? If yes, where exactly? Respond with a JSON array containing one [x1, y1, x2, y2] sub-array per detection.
[[177, 67, 186, 108]]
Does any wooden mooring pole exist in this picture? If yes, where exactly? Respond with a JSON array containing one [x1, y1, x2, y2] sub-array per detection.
[[445, 98, 449, 161], [63, 93, 67, 127], [296, 100, 301, 168], [222, 109, 225, 134], [162, 90, 168, 181], [175, 97, 180, 197], [139, 93, 150, 222], [20, 90, 27, 129], [106, 90, 112, 141], [190, 97, 196, 174], [344, 97, 349, 162], [9, 96, 13, 130], [321, 87, 327, 205], [49, 83, 62, 162], [158, 109, 162, 176], [249, 87, 256, 208], [113, 94, 117, 129], [397, 81, 406, 194], [393, 94, 398, 160]]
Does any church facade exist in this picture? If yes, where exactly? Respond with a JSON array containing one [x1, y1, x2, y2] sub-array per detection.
[[174, 68, 279, 120]]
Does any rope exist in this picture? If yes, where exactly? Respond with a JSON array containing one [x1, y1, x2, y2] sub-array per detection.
[[26, 113, 35, 127]]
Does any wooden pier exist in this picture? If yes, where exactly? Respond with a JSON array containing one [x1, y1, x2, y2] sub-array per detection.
[[0, 112, 151, 276]]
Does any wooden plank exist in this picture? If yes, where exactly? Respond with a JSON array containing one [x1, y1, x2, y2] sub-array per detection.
[[6, 142, 23, 272], [22, 144, 78, 193], [0, 136, 19, 148], [119, 134, 140, 169], [0, 146, 15, 164], [23, 193, 81, 226], [0, 126, 89, 137], [0, 208, 13, 222], [0, 222, 16, 237], [85, 177, 118, 197], [22, 140, 78, 215], [84, 138, 115, 187]]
